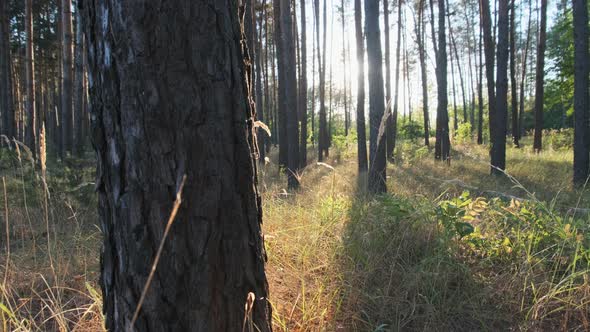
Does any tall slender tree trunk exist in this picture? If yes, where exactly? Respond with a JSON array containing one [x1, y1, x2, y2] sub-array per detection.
[[477, 23, 484, 144], [25, 0, 36, 158], [447, 5, 468, 125], [492, 0, 509, 174], [481, 0, 496, 152], [81, 1, 272, 330], [255, 0, 267, 165], [509, 0, 519, 147], [300, 0, 308, 167], [0, 0, 14, 140], [519, 0, 532, 140], [316, 0, 328, 160], [274, 0, 288, 169], [365, 0, 387, 194], [450, 37, 459, 131], [340, 0, 349, 136], [355, 0, 368, 173], [74, 6, 85, 156], [533, 0, 547, 152], [435, 0, 450, 161], [384, 0, 393, 160], [417, 0, 430, 146], [573, 0, 589, 186], [62, 0, 73, 157], [278, 0, 300, 189], [388, 0, 402, 161]]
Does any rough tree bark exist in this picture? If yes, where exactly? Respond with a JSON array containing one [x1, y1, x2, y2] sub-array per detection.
[[573, 0, 589, 186], [417, 0, 430, 146], [365, 0, 387, 193], [480, 0, 496, 149], [278, 0, 299, 189], [388, 0, 402, 161], [299, 0, 308, 167], [25, 0, 36, 157], [533, 0, 547, 152], [509, 0, 519, 147], [62, 0, 73, 156], [492, 0, 509, 175], [0, 0, 14, 139], [74, 6, 85, 156], [81, 1, 273, 330], [435, 0, 450, 161], [384, 0, 393, 160], [355, 0, 368, 173]]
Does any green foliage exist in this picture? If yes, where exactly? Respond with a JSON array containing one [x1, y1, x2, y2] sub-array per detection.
[[546, 128, 574, 150], [332, 133, 356, 162], [436, 191, 481, 239], [398, 118, 424, 142], [454, 122, 472, 144]]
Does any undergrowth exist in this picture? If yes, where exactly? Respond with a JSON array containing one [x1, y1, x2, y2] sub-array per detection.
[[0, 139, 589, 331]]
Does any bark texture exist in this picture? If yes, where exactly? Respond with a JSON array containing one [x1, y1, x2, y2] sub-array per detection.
[[533, 0, 547, 152], [365, 0, 387, 193], [25, 0, 36, 157], [435, 0, 450, 161], [573, 0, 590, 185], [355, 0, 368, 173], [0, 0, 14, 139], [81, 1, 272, 330], [62, 0, 73, 155], [492, 0, 509, 174]]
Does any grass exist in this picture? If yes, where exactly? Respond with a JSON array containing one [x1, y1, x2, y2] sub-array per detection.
[[0, 136, 589, 331]]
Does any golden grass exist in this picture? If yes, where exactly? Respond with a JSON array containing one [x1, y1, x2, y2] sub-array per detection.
[[0, 139, 588, 331]]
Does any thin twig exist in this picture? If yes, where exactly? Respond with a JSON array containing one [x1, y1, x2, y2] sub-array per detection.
[[130, 175, 187, 329]]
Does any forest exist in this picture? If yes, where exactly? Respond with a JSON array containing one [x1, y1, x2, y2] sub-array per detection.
[[0, 0, 589, 331]]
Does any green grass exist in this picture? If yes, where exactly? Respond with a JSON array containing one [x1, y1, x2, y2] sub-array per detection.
[[1, 138, 589, 331]]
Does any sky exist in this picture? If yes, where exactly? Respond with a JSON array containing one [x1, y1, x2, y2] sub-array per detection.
[[294, 0, 561, 125]]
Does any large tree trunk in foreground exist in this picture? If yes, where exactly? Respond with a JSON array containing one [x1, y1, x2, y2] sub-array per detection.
[[480, 0, 496, 149], [365, 0, 387, 194], [25, 0, 36, 157], [573, 0, 590, 186], [355, 0, 368, 173], [533, 0, 547, 152], [435, 0, 450, 161], [492, 0, 509, 175], [82, 2, 272, 330]]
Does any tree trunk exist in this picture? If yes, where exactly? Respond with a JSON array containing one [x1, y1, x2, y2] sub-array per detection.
[[274, 0, 288, 168], [447, 4, 468, 126], [417, 0, 430, 146], [0, 0, 14, 140], [81, 1, 273, 330], [480, 0, 496, 149], [278, 0, 300, 189], [509, 0, 519, 147], [384, 0, 393, 160], [388, 0, 402, 161], [316, 0, 329, 161], [365, 0, 387, 194], [435, 0, 450, 161], [492, 0, 509, 175], [74, 6, 85, 156], [341, 0, 349, 136], [573, 0, 589, 186], [61, 0, 73, 157], [355, 0, 368, 173], [255, 0, 267, 165], [533, 0, 547, 152], [477, 23, 484, 144], [299, 0, 308, 167], [25, 0, 36, 158], [450, 35, 459, 131], [519, 0, 533, 140]]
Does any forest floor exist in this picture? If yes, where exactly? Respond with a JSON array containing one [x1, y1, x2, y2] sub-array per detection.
[[0, 138, 589, 331]]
